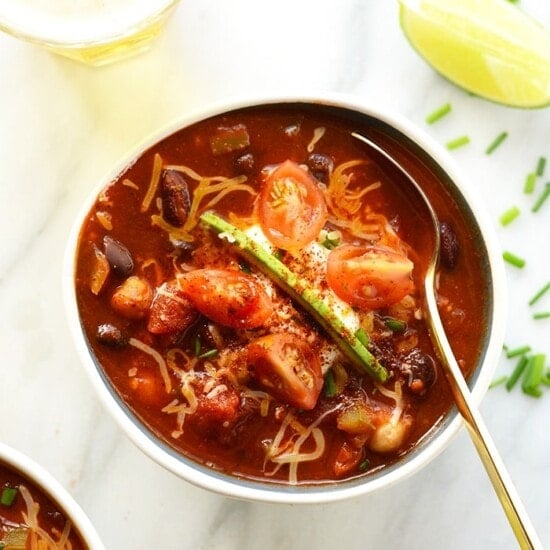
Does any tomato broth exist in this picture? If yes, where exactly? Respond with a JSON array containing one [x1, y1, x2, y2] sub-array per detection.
[[0, 462, 86, 548], [74, 104, 487, 484]]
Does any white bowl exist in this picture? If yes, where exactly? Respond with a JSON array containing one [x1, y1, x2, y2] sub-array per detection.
[[0, 442, 104, 548], [63, 93, 506, 504]]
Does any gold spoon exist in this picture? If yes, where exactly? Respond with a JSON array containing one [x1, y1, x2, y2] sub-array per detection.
[[353, 132, 541, 550]]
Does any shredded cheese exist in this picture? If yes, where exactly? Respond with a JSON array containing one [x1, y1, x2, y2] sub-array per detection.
[[18, 484, 73, 549], [129, 337, 172, 394], [264, 407, 339, 484], [122, 178, 139, 190], [95, 210, 112, 230], [140, 153, 163, 213], [307, 126, 326, 153]]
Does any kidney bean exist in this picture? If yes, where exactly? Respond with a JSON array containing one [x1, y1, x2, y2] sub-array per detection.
[[306, 152, 333, 183], [103, 235, 134, 277], [235, 152, 255, 174], [161, 169, 191, 227], [439, 221, 459, 270], [96, 323, 127, 348]]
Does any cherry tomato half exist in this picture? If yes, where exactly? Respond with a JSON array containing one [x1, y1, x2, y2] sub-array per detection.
[[258, 160, 327, 250], [247, 333, 323, 410], [177, 269, 272, 329], [326, 244, 414, 309]]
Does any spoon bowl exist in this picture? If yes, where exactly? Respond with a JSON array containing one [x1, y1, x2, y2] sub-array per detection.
[[352, 131, 541, 550]]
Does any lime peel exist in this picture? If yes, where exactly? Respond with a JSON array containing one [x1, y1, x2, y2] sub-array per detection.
[[399, 0, 550, 108]]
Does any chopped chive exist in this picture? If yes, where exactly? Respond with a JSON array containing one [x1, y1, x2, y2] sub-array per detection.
[[505, 355, 529, 391], [522, 354, 545, 396], [323, 370, 337, 398], [425, 102, 452, 124], [528, 281, 550, 306], [354, 328, 370, 348], [506, 345, 531, 359], [531, 183, 550, 213], [1, 487, 17, 507], [485, 131, 508, 154], [446, 135, 470, 150], [536, 156, 546, 177], [384, 318, 406, 332], [533, 311, 550, 320], [499, 206, 520, 226], [523, 386, 543, 398], [502, 251, 525, 268], [489, 375, 508, 389], [193, 336, 201, 357], [359, 459, 371, 471], [541, 370, 550, 387], [198, 348, 218, 359], [523, 172, 537, 194]]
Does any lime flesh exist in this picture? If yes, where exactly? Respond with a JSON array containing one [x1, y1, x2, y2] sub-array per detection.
[[399, 0, 550, 108]]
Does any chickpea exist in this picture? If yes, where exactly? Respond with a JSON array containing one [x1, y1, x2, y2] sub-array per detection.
[[369, 417, 411, 454], [110, 276, 153, 320]]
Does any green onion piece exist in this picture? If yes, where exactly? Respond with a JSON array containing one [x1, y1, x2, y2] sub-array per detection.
[[506, 345, 531, 359], [0, 542, 5, 550], [359, 459, 371, 471], [533, 311, 550, 320], [198, 348, 218, 359], [425, 103, 452, 124], [489, 375, 508, 389], [531, 183, 550, 213], [522, 354, 545, 396], [499, 206, 520, 226], [354, 328, 370, 348], [323, 370, 337, 398], [536, 156, 546, 177], [193, 337, 201, 357], [320, 229, 341, 250], [528, 281, 550, 306], [523, 172, 537, 194], [541, 370, 550, 387], [485, 132, 508, 154], [384, 318, 406, 332], [446, 135, 470, 150], [506, 355, 529, 391], [502, 251, 525, 268], [1, 487, 17, 506]]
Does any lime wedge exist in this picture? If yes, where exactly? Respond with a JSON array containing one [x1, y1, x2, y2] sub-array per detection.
[[399, 0, 550, 108]]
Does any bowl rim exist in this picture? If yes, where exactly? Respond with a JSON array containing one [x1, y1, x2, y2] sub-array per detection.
[[62, 92, 507, 504], [0, 441, 105, 548]]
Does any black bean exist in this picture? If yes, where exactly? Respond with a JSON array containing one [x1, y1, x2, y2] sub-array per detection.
[[235, 153, 255, 174], [306, 153, 333, 183], [103, 235, 134, 277], [401, 348, 437, 395], [161, 169, 191, 227], [439, 221, 459, 270], [96, 323, 127, 348]]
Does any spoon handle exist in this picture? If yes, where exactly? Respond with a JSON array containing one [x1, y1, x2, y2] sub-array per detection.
[[425, 285, 542, 550]]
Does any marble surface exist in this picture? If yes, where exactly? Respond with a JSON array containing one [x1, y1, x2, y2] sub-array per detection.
[[0, 1, 549, 548]]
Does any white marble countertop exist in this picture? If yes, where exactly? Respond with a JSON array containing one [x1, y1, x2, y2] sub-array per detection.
[[1, 1, 549, 548]]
